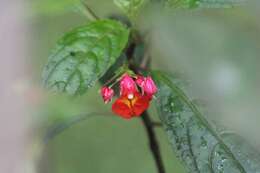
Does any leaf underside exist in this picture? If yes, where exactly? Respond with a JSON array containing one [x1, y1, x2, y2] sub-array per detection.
[[153, 71, 260, 173], [42, 19, 129, 95]]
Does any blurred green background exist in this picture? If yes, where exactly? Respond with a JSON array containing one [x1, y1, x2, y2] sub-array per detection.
[[29, 0, 260, 172]]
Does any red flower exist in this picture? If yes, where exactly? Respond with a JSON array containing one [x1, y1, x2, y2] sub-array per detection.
[[112, 91, 150, 119], [100, 86, 114, 103], [119, 74, 137, 96], [100, 73, 158, 119]]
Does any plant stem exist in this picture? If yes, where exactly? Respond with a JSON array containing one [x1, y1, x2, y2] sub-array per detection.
[[141, 111, 166, 173], [125, 34, 166, 173], [152, 122, 163, 127]]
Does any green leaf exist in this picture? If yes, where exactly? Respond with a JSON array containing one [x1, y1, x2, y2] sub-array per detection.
[[198, 0, 245, 8], [165, 0, 200, 8], [165, 0, 245, 8], [152, 71, 260, 173], [42, 19, 130, 95], [99, 54, 127, 85], [113, 0, 147, 18]]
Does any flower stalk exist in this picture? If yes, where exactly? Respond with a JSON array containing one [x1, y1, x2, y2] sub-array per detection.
[[125, 36, 166, 173]]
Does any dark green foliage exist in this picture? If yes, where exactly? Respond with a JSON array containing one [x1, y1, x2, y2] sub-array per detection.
[[153, 71, 260, 173], [42, 19, 129, 95]]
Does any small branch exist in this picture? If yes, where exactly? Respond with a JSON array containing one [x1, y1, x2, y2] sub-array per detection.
[[140, 53, 151, 70], [141, 111, 166, 173], [152, 122, 163, 127], [79, 1, 99, 21], [44, 112, 113, 144], [140, 35, 151, 69]]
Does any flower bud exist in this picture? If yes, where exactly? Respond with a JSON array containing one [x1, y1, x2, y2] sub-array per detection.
[[143, 76, 157, 96], [100, 86, 114, 103], [120, 74, 137, 96], [135, 75, 145, 88]]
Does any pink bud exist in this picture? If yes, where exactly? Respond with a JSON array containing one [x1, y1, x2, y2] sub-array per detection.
[[120, 74, 137, 96], [135, 75, 145, 88], [143, 76, 157, 96], [101, 86, 114, 103]]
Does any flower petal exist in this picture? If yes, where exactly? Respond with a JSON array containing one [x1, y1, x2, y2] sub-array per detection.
[[132, 95, 150, 116], [112, 98, 133, 119], [112, 92, 151, 119], [120, 73, 137, 96]]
